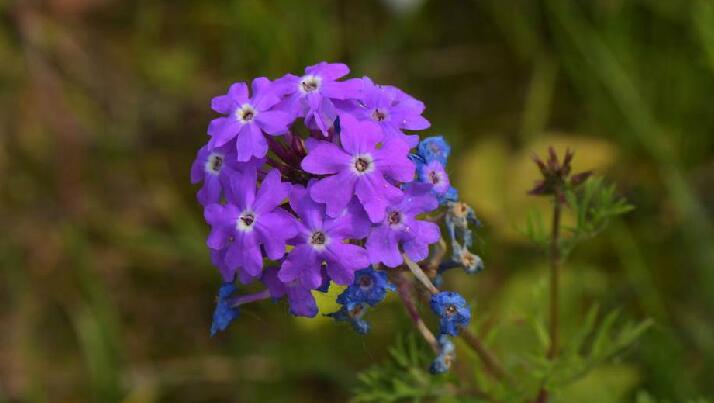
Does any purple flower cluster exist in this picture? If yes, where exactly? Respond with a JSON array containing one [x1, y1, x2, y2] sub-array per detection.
[[192, 62, 484, 375], [192, 62, 442, 329]]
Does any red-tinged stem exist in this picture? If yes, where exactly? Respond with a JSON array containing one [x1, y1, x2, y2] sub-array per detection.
[[390, 271, 440, 354], [402, 254, 510, 384]]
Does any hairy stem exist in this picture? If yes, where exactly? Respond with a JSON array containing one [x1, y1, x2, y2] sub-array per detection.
[[391, 271, 440, 353], [403, 253, 439, 295], [548, 198, 562, 359], [537, 196, 564, 403], [402, 254, 510, 384]]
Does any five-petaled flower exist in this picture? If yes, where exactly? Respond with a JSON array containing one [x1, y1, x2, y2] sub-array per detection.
[[278, 185, 370, 288], [366, 183, 441, 267], [190, 143, 241, 206], [204, 167, 297, 282], [302, 114, 415, 222], [208, 78, 293, 161], [337, 267, 395, 309], [346, 77, 430, 147], [274, 62, 362, 134], [430, 291, 471, 336]]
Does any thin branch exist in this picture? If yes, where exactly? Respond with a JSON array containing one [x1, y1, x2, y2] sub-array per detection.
[[390, 271, 440, 354], [402, 253, 439, 295], [402, 254, 511, 384]]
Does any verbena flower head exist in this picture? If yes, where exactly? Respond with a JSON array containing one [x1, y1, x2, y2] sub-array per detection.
[[430, 291, 471, 336], [302, 114, 415, 222], [208, 78, 292, 161], [366, 184, 441, 267], [193, 63, 481, 368]]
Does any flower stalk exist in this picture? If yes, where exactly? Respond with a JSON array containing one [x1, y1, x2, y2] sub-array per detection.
[[402, 253, 510, 383]]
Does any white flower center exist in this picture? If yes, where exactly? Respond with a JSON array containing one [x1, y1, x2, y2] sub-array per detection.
[[237, 210, 257, 232], [308, 230, 329, 251], [205, 153, 224, 175], [235, 104, 257, 123], [350, 154, 375, 175], [299, 75, 322, 93]]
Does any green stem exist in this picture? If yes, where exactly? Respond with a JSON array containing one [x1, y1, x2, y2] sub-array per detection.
[[548, 197, 563, 359], [538, 196, 563, 403]]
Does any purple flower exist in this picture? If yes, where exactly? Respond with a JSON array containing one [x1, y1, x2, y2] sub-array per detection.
[[278, 185, 370, 288], [301, 114, 415, 222], [190, 143, 240, 206], [208, 78, 292, 161], [419, 160, 451, 194], [416, 159, 459, 204], [349, 77, 430, 147], [366, 184, 441, 267], [204, 168, 297, 281], [274, 62, 362, 134], [262, 267, 319, 317]]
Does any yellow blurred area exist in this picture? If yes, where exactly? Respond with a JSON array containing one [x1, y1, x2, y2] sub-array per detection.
[[457, 135, 617, 241]]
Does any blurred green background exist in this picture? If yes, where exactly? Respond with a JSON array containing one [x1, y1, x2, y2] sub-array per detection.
[[1, 0, 713, 402]]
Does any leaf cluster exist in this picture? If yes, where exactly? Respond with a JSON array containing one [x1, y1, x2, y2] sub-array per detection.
[[521, 176, 634, 257], [352, 334, 455, 403]]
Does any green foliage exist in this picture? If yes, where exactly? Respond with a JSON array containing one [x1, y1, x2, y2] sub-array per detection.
[[521, 176, 634, 256], [561, 176, 634, 257], [525, 307, 652, 393], [352, 334, 455, 403], [635, 390, 712, 403], [521, 209, 550, 248], [355, 309, 652, 403]]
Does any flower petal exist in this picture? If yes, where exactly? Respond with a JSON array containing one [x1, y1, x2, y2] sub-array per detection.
[[256, 211, 296, 259], [208, 117, 240, 147], [253, 169, 289, 214], [236, 123, 268, 161], [255, 110, 292, 135], [310, 170, 357, 217], [374, 137, 415, 182], [301, 141, 350, 175], [339, 114, 382, 155], [367, 224, 402, 268], [228, 82, 249, 104], [355, 172, 402, 223]]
